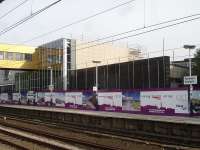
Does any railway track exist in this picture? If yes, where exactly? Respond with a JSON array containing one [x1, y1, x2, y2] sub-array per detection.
[[0, 124, 89, 150], [0, 114, 197, 148], [0, 116, 122, 150], [0, 114, 196, 150], [0, 135, 29, 150]]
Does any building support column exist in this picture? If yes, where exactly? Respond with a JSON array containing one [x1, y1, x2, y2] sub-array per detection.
[[63, 39, 68, 91]]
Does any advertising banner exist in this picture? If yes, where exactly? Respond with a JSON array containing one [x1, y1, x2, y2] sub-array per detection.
[[44, 92, 55, 106], [12, 93, 21, 104], [8, 93, 12, 103], [27, 91, 36, 105], [98, 92, 122, 111], [36, 92, 55, 106], [54, 92, 65, 107], [141, 90, 189, 114], [122, 91, 140, 112], [20, 92, 27, 105], [191, 90, 200, 113], [64, 92, 82, 109], [82, 91, 97, 110], [36, 92, 45, 106], [0, 93, 8, 103]]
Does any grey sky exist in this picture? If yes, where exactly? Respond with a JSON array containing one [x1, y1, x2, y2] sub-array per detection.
[[0, 0, 200, 60]]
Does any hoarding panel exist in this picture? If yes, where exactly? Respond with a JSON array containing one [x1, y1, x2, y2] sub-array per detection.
[[192, 90, 200, 113], [82, 91, 97, 110], [64, 92, 82, 109], [141, 90, 189, 114], [12, 93, 20, 104], [122, 91, 140, 111], [98, 92, 122, 111], [54, 92, 65, 107]]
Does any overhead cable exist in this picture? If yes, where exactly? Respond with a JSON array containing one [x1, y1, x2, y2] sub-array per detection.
[[78, 13, 200, 46], [77, 16, 200, 50], [0, 0, 29, 20], [22, 0, 136, 43], [0, 0, 62, 36]]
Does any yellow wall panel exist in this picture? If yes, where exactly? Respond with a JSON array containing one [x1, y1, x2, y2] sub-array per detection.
[[0, 43, 35, 53]]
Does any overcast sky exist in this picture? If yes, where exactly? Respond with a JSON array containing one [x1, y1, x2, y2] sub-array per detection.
[[0, 0, 200, 60]]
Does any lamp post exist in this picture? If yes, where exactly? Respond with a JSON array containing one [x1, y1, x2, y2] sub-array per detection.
[[48, 66, 53, 106], [92, 60, 101, 93], [183, 45, 196, 114]]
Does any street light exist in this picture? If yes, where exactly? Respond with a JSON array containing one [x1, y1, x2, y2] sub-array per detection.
[[184, 45, 196, 76], [183, 45, 196, 82], [48, 67, 53, 89], [183, 44, 196, 114], [92, 60, 101, 93]]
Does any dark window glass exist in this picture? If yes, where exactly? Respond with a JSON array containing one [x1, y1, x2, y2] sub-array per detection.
[[0, 51, 4, 60], [48, 55, 52, 63], [52, 55, 56, 63], [15, 53, 24, 61], [60, 56, 63, 63], [67, 62, 71, 69], [25, 54, 32, 61], [56, 56, 59, 63], [67, 54, 71, 62], [6, 52, 14, 60]]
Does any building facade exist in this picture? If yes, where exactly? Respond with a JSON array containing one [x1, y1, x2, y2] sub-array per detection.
[[14, 38, 142, 92], [0, 38, 171, 92]]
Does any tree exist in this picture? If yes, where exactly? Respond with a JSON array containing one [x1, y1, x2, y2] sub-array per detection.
[[193, 48, 200, 85]]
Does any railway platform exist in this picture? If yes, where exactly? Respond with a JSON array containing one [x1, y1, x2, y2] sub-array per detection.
[[0, 104, 200, 148]]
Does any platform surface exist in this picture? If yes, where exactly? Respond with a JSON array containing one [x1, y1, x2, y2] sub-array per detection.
[[0, 104, 200, 125]]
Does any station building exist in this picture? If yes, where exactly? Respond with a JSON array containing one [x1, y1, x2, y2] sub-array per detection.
[[0, 38, 170, 93]]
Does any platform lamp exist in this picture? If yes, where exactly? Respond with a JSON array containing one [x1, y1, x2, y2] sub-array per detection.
[[92, 60, 101, 93], [183, 44, 196, 114], [48, 66, 54, 106]]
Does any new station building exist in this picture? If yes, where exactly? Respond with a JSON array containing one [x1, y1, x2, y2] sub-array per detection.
[[0, 38, 170, 93]]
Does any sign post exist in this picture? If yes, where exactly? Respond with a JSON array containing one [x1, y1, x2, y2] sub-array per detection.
[[93, 86, 97, 92], [184, 75, 197, 116], [184, 76, 197, 85], [183, 44, 196, 116]]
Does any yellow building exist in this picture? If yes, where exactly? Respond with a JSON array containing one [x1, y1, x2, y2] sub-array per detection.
[[0, 43, 37, 70], [0, 38, 143, 92], [76, 40, 141, 69]]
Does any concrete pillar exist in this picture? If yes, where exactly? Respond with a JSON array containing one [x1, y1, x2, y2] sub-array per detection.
[[63, 39, 68, 91]]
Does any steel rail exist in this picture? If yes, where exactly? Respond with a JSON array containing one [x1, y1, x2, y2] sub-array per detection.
[[0, 114, 195, 150], [0, 115, 121, 150]]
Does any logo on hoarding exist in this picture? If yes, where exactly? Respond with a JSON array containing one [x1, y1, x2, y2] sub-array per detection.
[[98, 96, 114, 100], [66, 95, 81, 99], [152, 95, 161, 100]]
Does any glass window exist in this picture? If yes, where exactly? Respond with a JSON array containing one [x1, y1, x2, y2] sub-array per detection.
[[48, 55, 52, 63], [6, 52, 14, 60], [48, 55, 58, 64], [60, 56, 63, 63], [52, 55, 57, 64], [15, 53, 24, 61], [56, 56, 59, 63], [0, 51, 4, 60], [67, 54, 71, 62], [25, 54, 32, 61]]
